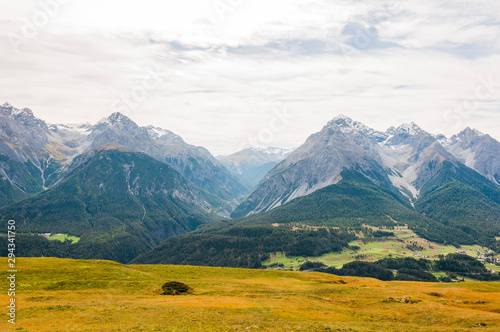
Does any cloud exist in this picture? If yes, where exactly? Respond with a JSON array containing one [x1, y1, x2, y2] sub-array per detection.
[[0, 0, 499, 154]]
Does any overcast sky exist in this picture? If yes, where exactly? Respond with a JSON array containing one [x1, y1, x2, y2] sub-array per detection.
[[1, 0, 499, 154]]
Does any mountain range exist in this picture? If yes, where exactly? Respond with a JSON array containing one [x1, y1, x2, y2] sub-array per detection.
[[1, 103, 499, 265], [232, 115, 500, 218], [0, 102, 248, 212], [135, 116, 500, 267]]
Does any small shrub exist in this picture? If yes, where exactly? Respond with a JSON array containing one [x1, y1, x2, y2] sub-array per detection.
[[383, 296, 421, 304], [161, 281, 191, 295]]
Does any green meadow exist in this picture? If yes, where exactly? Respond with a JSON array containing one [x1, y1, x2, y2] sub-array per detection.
[[47, 234, 81, 244]]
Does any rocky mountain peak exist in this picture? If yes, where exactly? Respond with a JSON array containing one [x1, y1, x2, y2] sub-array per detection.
[[383, 122, 433, 149], [2, 103, 47, 131], [325, 115, 388, 143], [12, 108, 35, 118], [48, 122, 92, 133], [1, 102, 35, 118], [387, 122, 423, 136], [443, 127, 499, 185], [455, 127, 484, 140], [331, 114, 352, 122], [326, 114, 369, 133], [96, 112, 136, 128], [447, 127, 487, 149], [1, 102, 13, 109], [435, 134, 451, 147]]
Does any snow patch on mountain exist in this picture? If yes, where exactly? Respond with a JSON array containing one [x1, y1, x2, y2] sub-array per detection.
[[49, 123, 92, 135], [96, 112, 132, 126], [145, 126, 184, 143], [377, 143, 420, 203], [328, 114, 372, 134], [435, 134, 452, 147], [252, 146, 295, 156], [326, 115, 389, 142]]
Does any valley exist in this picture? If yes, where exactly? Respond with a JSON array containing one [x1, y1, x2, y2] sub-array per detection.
[[1, 103, 500, 284]]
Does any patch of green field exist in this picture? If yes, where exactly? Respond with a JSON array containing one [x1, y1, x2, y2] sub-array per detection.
[[47, 233, 80, 243], [0, 257, 499, 331], [459, 276, 482, 282], [485, 264, 500, 273], [263, 226, 496, 271], [430, 273, 479, 282], [261, 252, 307, 269], [432, 272, 447, 278]]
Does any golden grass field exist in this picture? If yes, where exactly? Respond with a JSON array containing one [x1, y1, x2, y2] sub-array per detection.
[[1, 258, 499, 331]]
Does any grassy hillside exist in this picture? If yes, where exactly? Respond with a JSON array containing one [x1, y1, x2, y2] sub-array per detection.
[[0, 258, 499, 331], [239, 169, 476, 245], [415, 162, 500, 250]]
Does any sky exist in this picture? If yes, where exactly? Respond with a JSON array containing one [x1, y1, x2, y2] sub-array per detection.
[[1, 0, 499, 155]]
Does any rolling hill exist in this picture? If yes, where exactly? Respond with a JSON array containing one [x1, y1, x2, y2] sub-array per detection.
[[1, 257, 499, 331]]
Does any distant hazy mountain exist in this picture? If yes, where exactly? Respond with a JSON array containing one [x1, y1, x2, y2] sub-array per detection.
[[219, 147, 294, 187]]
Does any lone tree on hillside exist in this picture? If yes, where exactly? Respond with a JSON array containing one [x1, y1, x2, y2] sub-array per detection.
[[161, 281, 191, 295]]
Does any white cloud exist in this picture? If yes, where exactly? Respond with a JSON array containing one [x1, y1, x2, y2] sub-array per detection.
[[0, 0, 499, 154]]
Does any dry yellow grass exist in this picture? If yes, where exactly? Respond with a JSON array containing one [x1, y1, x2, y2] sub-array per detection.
[[0, 258, 499, 331]]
